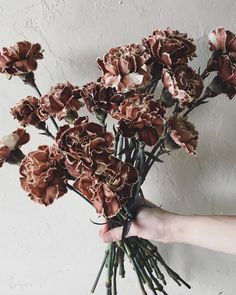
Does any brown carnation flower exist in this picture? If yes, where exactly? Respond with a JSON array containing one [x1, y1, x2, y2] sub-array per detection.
[[112, 94, 166, 146], [0, 41, 43, 77], [143, 28, 196, 67], [74, 171, 121, 217], [217, 56, 236, 98], [74, 156, 138, 217], [208, 27, 236, 59], [11, 96, 48, 129], [95, 155, 138, 202], [0, 128, 29, 167], [162, 66, 203, 108], [207, 54, 236, 99], [20, 145, 67, 206], [40, 82, 84, 122], [97, 43, 151, 93], [56, 116, 114, 177], [80, 82, 123, 121], [162, 69, 192, 107], [174, 64, 203, 99], [165, 116, 198, 155]]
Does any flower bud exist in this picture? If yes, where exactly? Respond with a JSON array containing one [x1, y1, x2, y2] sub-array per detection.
[[0, 129, 29, 167], [160, 90, 176, 107], [164, 132, 181, 151], [206, 75, 228, 97]]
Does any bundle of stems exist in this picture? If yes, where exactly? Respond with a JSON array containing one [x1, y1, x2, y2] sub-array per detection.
[[91, 132, 191, 295]]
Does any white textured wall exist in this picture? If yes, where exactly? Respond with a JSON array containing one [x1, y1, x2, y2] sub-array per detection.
[[0, 0, 236, 294]]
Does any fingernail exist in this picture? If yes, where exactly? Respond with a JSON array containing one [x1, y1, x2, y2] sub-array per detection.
[[103, 232, 112, 243]]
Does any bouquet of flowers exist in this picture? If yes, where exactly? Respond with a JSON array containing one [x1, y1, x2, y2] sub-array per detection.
[[0, 26, 235, 295]]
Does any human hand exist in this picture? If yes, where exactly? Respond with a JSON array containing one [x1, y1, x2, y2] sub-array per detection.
[[99, 200, 174, 243]]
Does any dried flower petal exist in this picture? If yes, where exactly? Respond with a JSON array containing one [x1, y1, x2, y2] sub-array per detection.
[[80, 82, 124, 121], [11, 96, 48, 129], [0, 128, 29, 167], [56, 116, 114, 177], [209, 27, 227, 51], [209, 27, 236, 60], [143, 28, 196, 66], [0, 41, 43, 77], [20, 145, 67, 206], [73, 156, 138, 218], [112, 94, 166, 146], [162, 66, 203, 108], [97, 43, 151, 93], [166, 116, 198, 155], [40, 82, 84, 121]]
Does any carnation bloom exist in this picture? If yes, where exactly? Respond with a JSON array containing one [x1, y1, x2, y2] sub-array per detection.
[[0, 41, 43, 77], [40, 82, 84, 122], [208, 27, 236, 59], [56, 116, 114, 177], [162, 69, 192, 107], [0, 128, 29, 167], [11, 96, 48, 129], [80, 82, 123, 121], [162, 66, 203, 108], [217, 56, 236, 99], [20, 145, 67, 206], [174, 64, 203, 99], [74, 156, 138, 217], [165, 116, 198, 155], [112, 94, 166, 146], [207, 54, 236, 99], [207, 28, 236, 99], [74, 171, 121, 217], [218, 56, 236, 85], [143, 28, 196, 67], [97, 43, 151, 93]]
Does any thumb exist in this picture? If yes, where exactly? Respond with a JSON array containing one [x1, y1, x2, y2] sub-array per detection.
[[102, 225, 135, 243]]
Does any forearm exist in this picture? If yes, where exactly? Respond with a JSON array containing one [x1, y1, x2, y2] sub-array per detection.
[[161, 212, 236, 254]]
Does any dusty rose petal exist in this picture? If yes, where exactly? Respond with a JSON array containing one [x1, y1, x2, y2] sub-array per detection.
[[97, 43, 151, 93], [112, 94, 166, 146], [40, 82, 83, 121], [0, 41, 43, 77], [167, 116, 199, 155], [209, 27, 227, 51], [20, 145, 67, 205]]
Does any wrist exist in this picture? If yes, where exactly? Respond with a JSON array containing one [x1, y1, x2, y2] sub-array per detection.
[[159, 212, 187, 243]]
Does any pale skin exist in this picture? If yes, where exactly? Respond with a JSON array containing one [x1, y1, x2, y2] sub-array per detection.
[[99, 201, 236, 255]]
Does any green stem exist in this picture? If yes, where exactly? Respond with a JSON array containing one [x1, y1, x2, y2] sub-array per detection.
[[118, 241, 147, 295], [134, 142, 145, 200], [143, 140, 165, 182], [50, 116, 59, 131], [66, 183, 93, 206], [117, 135, 123, 160], [29, 76, 59, 131], [106, 243, 114, 295], [136, 246, 167, 294], [183, 93, 209, 117], [118, 247, 125, 278], [142, 239, 191, 289], [126, 241, 158, 295], [114, 127, 120, 157], [150, 257, 166, 286], [144, 148, 166, 180], [112, 246, 119, 295], [40, 126, 55, 139], [91, 249, 109, 293], [144, 139, 163, 173]]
